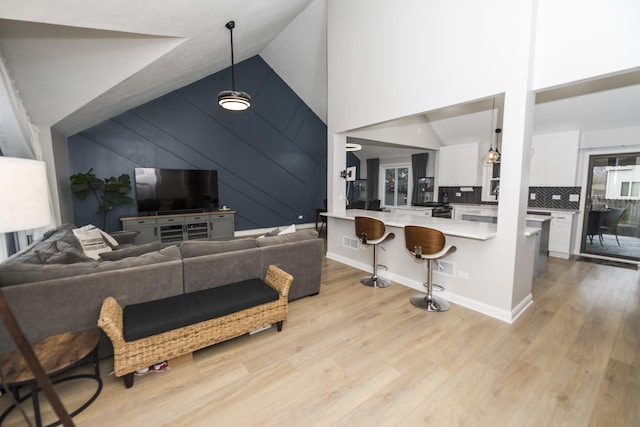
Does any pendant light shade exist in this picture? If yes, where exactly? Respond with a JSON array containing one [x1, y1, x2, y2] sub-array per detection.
[[346, 142, 362, 152], [485, 97, 499, 163], [218, 21, 251, 111]]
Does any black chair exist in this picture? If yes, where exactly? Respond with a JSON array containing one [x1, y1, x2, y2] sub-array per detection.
[[367, 199, 381, 211], [315, 199, 327, 235], [599, 207, 626, 246], [586, 210, 604, 245], [349, 200, 366, 209]]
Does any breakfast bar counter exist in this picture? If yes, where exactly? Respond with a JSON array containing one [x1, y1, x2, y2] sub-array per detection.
[[322, 209, 538, 323]]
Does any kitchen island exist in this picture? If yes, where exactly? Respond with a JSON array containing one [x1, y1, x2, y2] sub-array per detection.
[[323, 209, 539, 322]]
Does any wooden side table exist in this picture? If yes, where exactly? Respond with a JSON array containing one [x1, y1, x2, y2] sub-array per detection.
[[0, 329, 102, 427]]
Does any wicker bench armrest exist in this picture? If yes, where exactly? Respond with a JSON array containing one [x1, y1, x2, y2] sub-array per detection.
[[264, 265, 293, 299], [98, 296, 125, 346]]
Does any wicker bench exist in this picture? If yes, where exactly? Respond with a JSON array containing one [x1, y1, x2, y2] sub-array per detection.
[[98, 265, 293, 388]]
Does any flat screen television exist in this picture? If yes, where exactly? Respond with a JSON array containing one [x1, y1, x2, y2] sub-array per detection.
[[134, 168, 219, 213]]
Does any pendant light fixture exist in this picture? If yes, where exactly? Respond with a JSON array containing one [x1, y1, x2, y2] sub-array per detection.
[[346, 142, 362, 152], [485, 97, 499, 163], [494, 128, 502, 163], [218, 21, 251, 111]]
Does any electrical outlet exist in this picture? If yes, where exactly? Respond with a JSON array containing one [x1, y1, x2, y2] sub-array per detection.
[[455, 192, 461, 197], [569, 194, 579, 202], [552, 195, 561, 200], [298, 215, 303, 219], [530, 193, 536, 200]]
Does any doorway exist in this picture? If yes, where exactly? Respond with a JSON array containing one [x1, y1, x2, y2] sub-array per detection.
[[580, 152, 640, 262]]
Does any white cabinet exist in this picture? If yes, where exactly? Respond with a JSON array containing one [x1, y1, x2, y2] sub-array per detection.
[[438, 142, 482, 186], [548, 212, 575, 259], [529, 131, 580, 186]]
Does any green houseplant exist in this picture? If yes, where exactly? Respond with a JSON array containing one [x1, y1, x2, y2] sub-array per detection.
[[70, 169, 134, 230]]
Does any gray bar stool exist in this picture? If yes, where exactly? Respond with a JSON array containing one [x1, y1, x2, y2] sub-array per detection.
[[404, 225, 457, 312], [355, 216, 395, 288]]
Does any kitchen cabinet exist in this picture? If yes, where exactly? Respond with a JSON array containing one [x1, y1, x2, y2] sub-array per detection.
[[548, 212, 575, 259], [529, 131, 580, 186], [438, 142, 482, 186], [453, 205, 497, 221]]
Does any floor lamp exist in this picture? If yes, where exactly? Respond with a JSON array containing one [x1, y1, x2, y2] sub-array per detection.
[[0, 157, 74, 426]]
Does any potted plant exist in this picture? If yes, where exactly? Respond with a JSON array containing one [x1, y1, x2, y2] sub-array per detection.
[[70, 169, 134, 230]]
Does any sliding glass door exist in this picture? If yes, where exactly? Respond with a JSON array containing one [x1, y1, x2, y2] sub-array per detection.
[[580, 152, 640, 262], [384, 166, 409, 207]]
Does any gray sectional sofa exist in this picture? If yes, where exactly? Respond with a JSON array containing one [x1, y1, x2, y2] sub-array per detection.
[[0, 224, 324, 356]]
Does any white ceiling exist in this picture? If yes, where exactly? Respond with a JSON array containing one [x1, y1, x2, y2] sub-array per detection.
[[352, 69, 640, 161], [1, 0, 639, 150], [0, 0, 324, 136]]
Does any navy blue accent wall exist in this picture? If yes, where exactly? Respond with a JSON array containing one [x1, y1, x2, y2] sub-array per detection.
[[67, 56, 327, 232]]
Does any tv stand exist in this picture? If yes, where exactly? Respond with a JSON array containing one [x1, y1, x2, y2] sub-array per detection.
[[120, 211, 235, 245]]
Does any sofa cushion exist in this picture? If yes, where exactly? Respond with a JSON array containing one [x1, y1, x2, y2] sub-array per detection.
[[0, 246, 181, 286], [40, 247, 94, 264], [122, 278, 279, 341], [180, 238, 257, 258], [99, 241, 162, 261], [255, 229, 319, 247]]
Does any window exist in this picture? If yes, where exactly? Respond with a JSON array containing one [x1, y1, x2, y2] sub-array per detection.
[[620, 181, 640, 198], [383, 166, 409, 207]]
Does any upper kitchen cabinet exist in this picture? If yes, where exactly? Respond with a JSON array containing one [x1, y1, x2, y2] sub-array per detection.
[[438, 142, 482, 186], [529, 131, 580, 186]]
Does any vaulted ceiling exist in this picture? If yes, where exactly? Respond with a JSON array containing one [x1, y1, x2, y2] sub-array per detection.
[[1, 0, 639, 151], [0, 0, 326, 136]]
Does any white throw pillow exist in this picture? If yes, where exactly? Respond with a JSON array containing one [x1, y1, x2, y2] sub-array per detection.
[[278, 224, 296, 235], [72, 224, 118, 259]]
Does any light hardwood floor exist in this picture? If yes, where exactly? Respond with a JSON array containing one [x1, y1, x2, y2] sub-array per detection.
[[1, 256, 639, 426]]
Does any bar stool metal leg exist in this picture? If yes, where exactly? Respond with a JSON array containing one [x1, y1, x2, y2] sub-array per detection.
[[360, 244, 391, 288], [410, 259, 450, 312]]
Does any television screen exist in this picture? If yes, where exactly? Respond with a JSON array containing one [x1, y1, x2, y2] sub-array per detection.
[[134, 168, 219, 213]]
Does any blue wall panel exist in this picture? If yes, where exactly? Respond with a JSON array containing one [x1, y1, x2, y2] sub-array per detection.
[[68, 56, 327, 232]]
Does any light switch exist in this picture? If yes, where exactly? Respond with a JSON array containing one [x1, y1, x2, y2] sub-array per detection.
[[569, 194, 579, 202], [552, 195, 561, 200]]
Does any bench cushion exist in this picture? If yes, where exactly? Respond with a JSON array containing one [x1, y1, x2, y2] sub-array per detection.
[[123, 278, 280, 341]]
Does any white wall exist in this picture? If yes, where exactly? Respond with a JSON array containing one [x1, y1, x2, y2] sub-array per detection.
[[261, 0, 328, 123], [327, 0, 640, 314], [534, 0, 640, 90]]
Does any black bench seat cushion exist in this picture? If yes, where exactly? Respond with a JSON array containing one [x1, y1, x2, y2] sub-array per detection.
[[123, 278, 279, 341]]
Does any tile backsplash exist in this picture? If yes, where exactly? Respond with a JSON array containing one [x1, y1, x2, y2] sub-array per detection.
[[439, 186, 581, 210], [527, 187, 581, 210]]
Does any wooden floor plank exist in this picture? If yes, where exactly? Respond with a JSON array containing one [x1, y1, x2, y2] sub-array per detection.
[[1, 256, 638, 427]]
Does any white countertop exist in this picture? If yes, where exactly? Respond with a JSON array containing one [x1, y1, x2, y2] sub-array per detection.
[[323, 209, 541, 241]]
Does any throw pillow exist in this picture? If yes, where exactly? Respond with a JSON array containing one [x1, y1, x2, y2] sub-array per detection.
[[99, 241, 162, 261], [265, 227, 281, 237], [42, 248, 94, 264], [72, 225, 115, 259], [278, 224, 296, 235]]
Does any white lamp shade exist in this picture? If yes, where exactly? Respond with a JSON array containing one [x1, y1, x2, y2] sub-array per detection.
[[0, 157, 52, 233]]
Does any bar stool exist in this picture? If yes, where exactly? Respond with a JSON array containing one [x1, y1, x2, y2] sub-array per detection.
[[355, 216, 395, 288], [404, 225, 456, 312]]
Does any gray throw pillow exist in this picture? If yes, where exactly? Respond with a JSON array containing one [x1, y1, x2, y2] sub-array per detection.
[[99, 241, 162, 261], [264, 227, 280, 237], [42, 248, 94, 264]]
